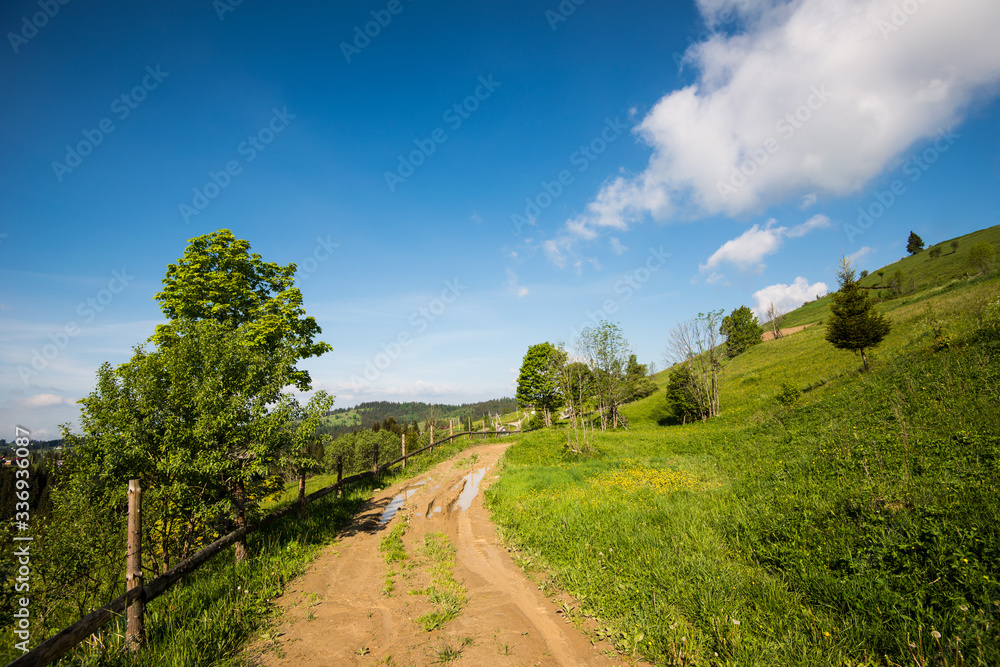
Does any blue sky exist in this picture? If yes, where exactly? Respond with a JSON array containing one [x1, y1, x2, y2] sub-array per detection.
[[2, 0, 1000, 437]]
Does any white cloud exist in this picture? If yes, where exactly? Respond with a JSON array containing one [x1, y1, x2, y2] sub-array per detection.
[[555, 0, 1000, 247], [609, 237, 628, 255], [11, 394, 76, 409], [752, 277, 829, 320], [847, 245, 874, 264], [701, 219, 786, 273], [701, 213, 831, 274], [799, 193, 818, 210]]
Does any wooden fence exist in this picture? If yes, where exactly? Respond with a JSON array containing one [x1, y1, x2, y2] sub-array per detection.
[[6, 429, 513, 667]]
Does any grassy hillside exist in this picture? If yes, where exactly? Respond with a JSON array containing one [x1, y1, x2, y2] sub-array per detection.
[[486, 228, 1000, 666], [781, 224, 1000, 329]]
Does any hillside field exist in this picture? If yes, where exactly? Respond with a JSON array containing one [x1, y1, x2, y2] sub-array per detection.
[[486, 228, 1000, 666]]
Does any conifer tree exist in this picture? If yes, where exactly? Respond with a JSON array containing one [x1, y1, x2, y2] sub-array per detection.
[[825, 256, 891, 370], [906, 231, 925, 255]]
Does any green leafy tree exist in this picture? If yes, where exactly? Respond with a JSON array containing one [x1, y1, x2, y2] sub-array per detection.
[[281, 391, 335, 516], [928, 246, 942, 259], [65, 318, 298, 567], [825, 257, 892, 370], [720, 305, 764, 358], [967, 242, 997, 275], [906, 231, 925, 255], [950, 239, 960, 253], [664, 365, 701, 424], [154, 229, 331, 390], [624, 354, 658, 401], [515, 343, 566, 427]]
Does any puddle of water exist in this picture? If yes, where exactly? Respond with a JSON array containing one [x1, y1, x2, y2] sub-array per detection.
[[379, 481, 427, 525], [454, 466, 489, 512]]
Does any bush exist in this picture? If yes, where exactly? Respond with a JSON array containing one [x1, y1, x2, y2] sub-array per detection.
[[775, 381, 801, 408], [967, 242, 997, 275]]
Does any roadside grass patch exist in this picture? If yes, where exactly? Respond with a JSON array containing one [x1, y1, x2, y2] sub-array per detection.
[[410, 532, 467, 631]]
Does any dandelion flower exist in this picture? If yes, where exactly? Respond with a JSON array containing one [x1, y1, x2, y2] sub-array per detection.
[[931, 630, 942, 640]]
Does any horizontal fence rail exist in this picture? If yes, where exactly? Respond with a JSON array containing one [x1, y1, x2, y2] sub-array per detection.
[[6, 430, 515, 667]]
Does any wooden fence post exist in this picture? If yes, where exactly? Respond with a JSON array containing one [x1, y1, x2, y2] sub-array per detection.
[[298, 471, 307, 519], [449, 419, 453, 439], [337, 456, 343, 498], [430, 425, 434, 453], [372, 444, 379, 478], [126, 479, 144, 651], [401, 434, 406, 469]]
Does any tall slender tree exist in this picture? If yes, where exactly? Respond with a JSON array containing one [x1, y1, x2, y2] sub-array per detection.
[[578, 321, 631, 430], [906, 231, 925, 255]]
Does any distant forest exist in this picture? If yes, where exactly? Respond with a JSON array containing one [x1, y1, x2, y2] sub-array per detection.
[[318, 398, 518, 439]]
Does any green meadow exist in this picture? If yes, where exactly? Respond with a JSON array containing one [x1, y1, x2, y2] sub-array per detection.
[[485, 229, 1000, 666]]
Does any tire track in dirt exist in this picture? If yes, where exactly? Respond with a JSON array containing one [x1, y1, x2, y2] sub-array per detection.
[[248, 442, 646, 666]]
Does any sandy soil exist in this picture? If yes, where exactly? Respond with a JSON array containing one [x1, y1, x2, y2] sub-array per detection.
[[761, 323, 815, 341], [248, 442, 644, 667]]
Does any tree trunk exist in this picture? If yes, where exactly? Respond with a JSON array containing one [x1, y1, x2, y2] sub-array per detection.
[[860, 348, 869, 370], [233, 480, 248, 563]]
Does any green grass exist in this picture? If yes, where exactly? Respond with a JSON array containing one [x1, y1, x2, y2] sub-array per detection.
[[412, 533, 467, 632], [379, 523, 408, 564], [487, 257, 1000, 665]]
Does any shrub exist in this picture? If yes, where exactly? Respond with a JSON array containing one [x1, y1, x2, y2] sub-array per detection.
[[775, 381, 801, 408], [967, 242, 997, 275]]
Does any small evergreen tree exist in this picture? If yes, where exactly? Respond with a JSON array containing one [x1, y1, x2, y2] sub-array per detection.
[[825, 257, 891, 370], [906, 231, 925, 255]]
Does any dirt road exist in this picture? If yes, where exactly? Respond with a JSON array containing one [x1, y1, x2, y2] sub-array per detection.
[[250, 442, 641, 666]]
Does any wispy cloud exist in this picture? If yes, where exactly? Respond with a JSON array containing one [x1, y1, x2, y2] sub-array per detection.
[[700, 214, 831, 275], [505, 269, 529, 298]]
